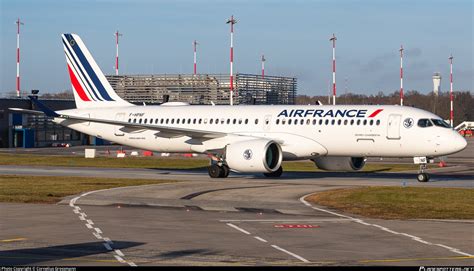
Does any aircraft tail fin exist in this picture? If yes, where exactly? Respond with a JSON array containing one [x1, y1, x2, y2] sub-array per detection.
[[62, 33, 132, 109]]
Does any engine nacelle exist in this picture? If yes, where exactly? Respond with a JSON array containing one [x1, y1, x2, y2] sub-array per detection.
[[226, 139, 282, 173], [313, 156, 366, 171]]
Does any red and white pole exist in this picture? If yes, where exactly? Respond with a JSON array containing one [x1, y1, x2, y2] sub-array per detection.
[[226, 15, 237, 105], [16, 18, 23, 98], [449, 54, 454, 127], [399, 45, 404, 106], [261, 54, 265, 79], [115, 31, 122, 76], [193, 40, 198, 75], [330, 34, 337, 105]]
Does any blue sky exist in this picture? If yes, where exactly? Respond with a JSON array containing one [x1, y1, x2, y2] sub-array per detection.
[[0, 0, 472, 96]]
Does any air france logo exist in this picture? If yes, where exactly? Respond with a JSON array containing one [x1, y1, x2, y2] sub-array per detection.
[[403, 118, 414, 128], [277, 109, 383, 118], [243, 149, 253, 160]]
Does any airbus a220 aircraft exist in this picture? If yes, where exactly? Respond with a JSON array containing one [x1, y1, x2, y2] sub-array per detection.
[[11, 34, 467, 182]]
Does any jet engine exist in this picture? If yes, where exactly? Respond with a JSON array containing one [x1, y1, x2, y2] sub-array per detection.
[[312, 156, 366, 171], [225, 139, 282, 173]]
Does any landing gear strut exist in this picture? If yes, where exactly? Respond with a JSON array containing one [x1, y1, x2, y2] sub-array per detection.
[[416, 163, 430, 182]]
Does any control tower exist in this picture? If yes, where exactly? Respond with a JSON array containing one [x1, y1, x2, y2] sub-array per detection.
[[433, 72, 441, 96]]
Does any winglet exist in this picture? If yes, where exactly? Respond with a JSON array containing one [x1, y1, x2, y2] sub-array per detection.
[[28, 96, 60, 117]]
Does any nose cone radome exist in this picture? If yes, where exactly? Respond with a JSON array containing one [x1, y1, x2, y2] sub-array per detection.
[[454, 134, 468, 153]]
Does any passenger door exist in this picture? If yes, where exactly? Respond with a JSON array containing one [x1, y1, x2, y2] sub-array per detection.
[[387, 114, 401, 139]]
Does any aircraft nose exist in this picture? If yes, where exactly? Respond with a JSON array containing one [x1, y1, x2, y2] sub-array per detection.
[[453, 133, 467, 152]]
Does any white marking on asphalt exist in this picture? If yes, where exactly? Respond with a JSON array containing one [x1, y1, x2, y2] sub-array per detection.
[[114, 255, 126, 263], [226, 223, 251, 235], [115, 249, 125, 257], [299, 194, 473, 257], [225, 223, 309, 263], [220, 218, 349, 223], [69, 188, 139, 267], [271, 245, 310, 263]]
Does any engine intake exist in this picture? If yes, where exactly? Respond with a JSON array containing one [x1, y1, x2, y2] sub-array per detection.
[[313, 156, 366, 171], [226, 139, 282, 173]]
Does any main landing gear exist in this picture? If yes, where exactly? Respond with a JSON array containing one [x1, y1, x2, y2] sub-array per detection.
[[208, 163, 230, 178]]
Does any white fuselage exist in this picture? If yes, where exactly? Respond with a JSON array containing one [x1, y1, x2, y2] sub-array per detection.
[[55, 104, 467, 160]]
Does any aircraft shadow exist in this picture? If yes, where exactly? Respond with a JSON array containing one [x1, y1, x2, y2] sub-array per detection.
[[0, 241, 143, 266]]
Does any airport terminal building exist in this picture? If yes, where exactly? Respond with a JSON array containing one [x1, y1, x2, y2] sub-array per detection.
[[1, 73, 297, 148], [105, 73, 296, 105]]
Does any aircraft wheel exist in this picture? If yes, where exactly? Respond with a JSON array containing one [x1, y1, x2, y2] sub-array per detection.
[[220, 165, 230, 178], [208, 164, 222, 178], [417, 173, 430, 182], [263, 166, 283, 178]]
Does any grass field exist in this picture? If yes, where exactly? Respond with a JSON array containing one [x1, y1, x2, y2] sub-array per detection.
[[305, 187, 474, 219], [0, 153, 423, 172], [0, 175, 176, 204]]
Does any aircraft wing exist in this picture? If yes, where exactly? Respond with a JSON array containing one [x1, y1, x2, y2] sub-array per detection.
[[58, 113, 226, 139]]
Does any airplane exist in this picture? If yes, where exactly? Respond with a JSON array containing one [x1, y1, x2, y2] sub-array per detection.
[[10, 33, 467, 182]]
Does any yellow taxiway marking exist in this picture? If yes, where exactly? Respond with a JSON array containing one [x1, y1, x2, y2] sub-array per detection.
[[0, 237, 27, 243], [360, 256, 474, 263]]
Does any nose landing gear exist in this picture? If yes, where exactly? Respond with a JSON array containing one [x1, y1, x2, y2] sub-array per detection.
[[414, 157, 431, 182]]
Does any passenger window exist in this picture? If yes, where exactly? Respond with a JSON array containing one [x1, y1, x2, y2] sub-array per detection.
[[160, 119, 164, 124], [204, 118, 208, 124], [227, 119, 231, 124], [233, 119, 237, 124], [300, 119, 304, 125], [331, 119, 335, 125], [337, 119, 342, 125], [245, 119, 248, 124], [350, 119, 354, 125], [216, 118, 219, 124], [357, 120, 361, 125], [282, 119, 286, 125], [144, 119, 148, 124], [363, 120, 367, 125], [193, 119, 196, 124], [376, 119, 380, 125], [176, 119, 180, 124], [313, 119, 317, 125], [199, 119, 202, 124], [239, 119, 242, 124], [344, 119, 348, 125], [255, 119, 259, 124], [171, 119, 175, 124], [288, 119, 292, 125], [133, 118, 137, 123], [210, 119, 214, 124], [369, 119, 374, 125], [319, 119, 323, 125], [276, 119, 280, 125], [325, 119, 329, 125], [417, 119, 433, 128]]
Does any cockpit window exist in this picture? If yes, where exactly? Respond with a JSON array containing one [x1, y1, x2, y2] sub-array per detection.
[[417, 119, 433, 128], [431, 119, 451, 128]]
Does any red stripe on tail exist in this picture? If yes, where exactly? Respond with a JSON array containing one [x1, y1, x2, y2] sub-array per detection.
[[67, 64, 91, 101]]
